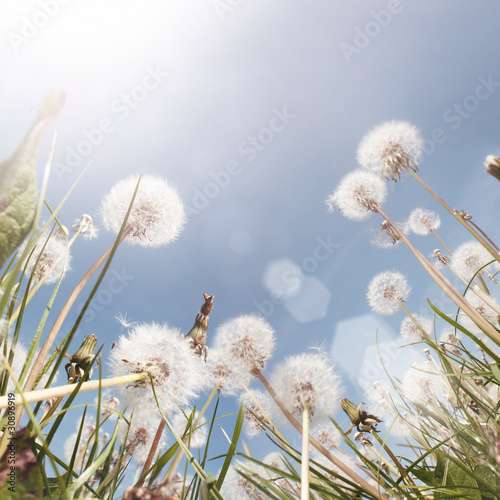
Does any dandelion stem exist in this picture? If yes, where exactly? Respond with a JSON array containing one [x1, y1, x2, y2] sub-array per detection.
[[376, 208, 500, 344], [404, 167, 500, 263], [430, 228, 452, 255], [21, 228, 132, 407], [301, 404, 310, 500], [252, 368, 388, 500], [0, 371, 146, 409], [138, 419, 166, 486]]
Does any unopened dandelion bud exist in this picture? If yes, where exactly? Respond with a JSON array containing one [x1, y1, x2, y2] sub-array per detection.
[[341, 398, 382, 434], [185, 293, 214, 361], [485, 155, 500, 182], [61, 334, 98, 382]]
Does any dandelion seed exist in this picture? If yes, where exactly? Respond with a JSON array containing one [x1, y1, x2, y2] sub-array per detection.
[[367, 271, 411, 315], [400, 314, 432, 343], [451, 241, 494, 281], [241, 389, 273, 438], [357, 120, 423, 181], [100, 174, 186, 247], [326, 169, 387, 221], [114, 312, 137, 331], [270, 351, 342, 419], [72, 214, 97, 239], [213, 315, 275, 373], [109, 322, 205, 414], [408, 208, 441, 235]]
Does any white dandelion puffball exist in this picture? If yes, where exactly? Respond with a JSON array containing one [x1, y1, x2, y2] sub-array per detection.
[[311, 420, 342, 456], [451, 241, 495, 281], [326, 169, 387, 221], [400, 314, 432, 343], [205, 347, 252, 395], [213, 315, 275, 372], [357, 120, 423, 175], [241, 389, 273, 438], [73, 214, 98, 240], [270, 351, 342, 419], [20, 228, 71, 284], [118, 408, 167, 463], [109, 322, 204, 414], [461, 288, 500, 335], [100, 174, 186, 247], [367, 271, 411, 315], [407, 208, 441, 235], [402, 361, 448, 404]]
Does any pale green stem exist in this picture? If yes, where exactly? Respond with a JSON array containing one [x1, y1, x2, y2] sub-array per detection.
[[301, 404, 310, 500], [162, 385, 218, 484], [252, 368, 388, 500], [0, 372, 146, 409], [22, 228, 132, 403], [9, 231, 80, 327]]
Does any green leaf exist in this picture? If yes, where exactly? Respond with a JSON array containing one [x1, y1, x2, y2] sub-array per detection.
[[0, 89, 65, 268], [434, 451, 481, 500], [0, 427, 43, 500]]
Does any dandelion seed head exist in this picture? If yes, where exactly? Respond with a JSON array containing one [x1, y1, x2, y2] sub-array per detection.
[[451, 241, 494, 281], [357, 121, 423, 180], [205, 347, 251, 395], [100, 174, 186, 248], [270, 351, 342, 419], [326, 169, 387, 221], [438, 330, 461, 351], [72, 214, 98, 239], [408, 208, 441, 235], [402, 361, 448, 404], [400, 315, 432, 343], [241, 389, 272, 438], [461, 288, 500, 334], [310, 421, 342, 459], [20, 228, 71, 284], [213, 315, 275, 372], [64, 415, 96, 466], [109, 322, 204, 414], [367, 271, 411, 315], [221, 462, 263, 500]]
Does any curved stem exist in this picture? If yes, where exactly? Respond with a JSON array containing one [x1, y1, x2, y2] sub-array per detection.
[[301, 404, 310, 500]]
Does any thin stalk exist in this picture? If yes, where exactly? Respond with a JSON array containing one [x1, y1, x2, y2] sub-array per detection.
[[468, 219, 500, 252], [22, 228, 131, 396], [162, 385, 218, 484], [405, 168, 500, 263], [371, 431, 419, 494], [252, 368, 388, 500], [301, 404, 310, 500], [430, 228, 452, 255], [0, 372, 146, 409], [138, 419, 166, 486], [376, 207, 500, 344]]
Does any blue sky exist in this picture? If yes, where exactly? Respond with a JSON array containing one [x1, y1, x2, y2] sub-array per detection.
[[1, 0, 500, 476]]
